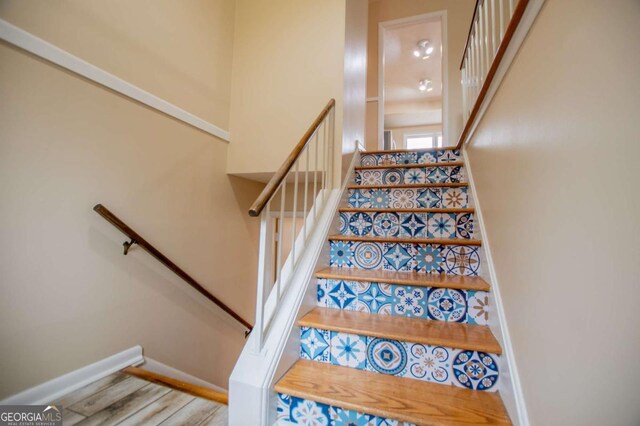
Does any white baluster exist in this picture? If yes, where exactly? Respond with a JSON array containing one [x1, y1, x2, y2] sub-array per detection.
[[478, 2, 484, 81], [475, 23, 481, 86], [469, 36, 476, 104], [276, 180, 285, 300], [322, 121, 327, 195], [329, 108, 335, 189], [462, 64, 468, 120], [491, 0, 497, 55], [291, 161, 299, 266], [313, 131, 318, 219], [499, 0, 505, 42], [253, 200, 271, 351], [484, 0, 491, 67], [303, 146, 309, 239]]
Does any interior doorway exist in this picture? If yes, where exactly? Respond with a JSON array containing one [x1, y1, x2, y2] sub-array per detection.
[[378, 11, 448, 150]]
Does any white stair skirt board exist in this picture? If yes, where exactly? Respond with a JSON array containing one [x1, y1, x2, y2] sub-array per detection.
[[463, 148, 529, 426], [0, 19, 230, 142], [229, 149, 361, 426], [0, 346, 144, 405], [142, 357, 227, 393]]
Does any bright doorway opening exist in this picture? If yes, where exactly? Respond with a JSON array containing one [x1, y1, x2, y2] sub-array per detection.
[[405, 132, 443, 149], [379, 12, 447, 150]]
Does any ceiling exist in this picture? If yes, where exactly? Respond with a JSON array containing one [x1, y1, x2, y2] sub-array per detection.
[[383, 18, 443, 128]]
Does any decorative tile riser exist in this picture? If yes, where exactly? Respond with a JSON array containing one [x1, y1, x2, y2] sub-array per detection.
[[339, 211, 475, 240], [361, 150, 461, 167], [278, 393, 414, 425], [299, 327, 500, 392], [355, 166, 466, 186], [329, 240, 481, 276], [317, 279, 489, 325], [347, 187, 470, 209]]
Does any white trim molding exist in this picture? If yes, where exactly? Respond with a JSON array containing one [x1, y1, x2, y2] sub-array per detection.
[[462, 149, 529, 425], [0, 18, 231, 142], [0, 346, 143, 405]]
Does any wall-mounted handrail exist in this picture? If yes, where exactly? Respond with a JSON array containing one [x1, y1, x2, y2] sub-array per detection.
[[457, 0, 531, 149], [248, 98, 336, 217], [93, 204, 253, 334]]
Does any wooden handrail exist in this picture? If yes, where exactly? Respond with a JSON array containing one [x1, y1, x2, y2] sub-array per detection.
[[248, 98, 336, 217], [460, 0, 482, 70], [456, 0, 530, 149], [93, 204, 253, 334]]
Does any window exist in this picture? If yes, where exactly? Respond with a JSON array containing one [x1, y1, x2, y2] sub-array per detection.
[[404, 133, 443, 149]]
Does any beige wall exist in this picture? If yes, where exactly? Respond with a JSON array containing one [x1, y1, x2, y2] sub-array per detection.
[[342, 0, 369, 173], [465, 0, 640, 424], [0, 0, 235, 129], [0, 1, 264, 399], [226, 0, 347, 177], [366, 0, 475, 148]]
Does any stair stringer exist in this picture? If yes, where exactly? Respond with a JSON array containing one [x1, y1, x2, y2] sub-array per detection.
[[229, 151, 361, 426], [462, 147, 529, 425]]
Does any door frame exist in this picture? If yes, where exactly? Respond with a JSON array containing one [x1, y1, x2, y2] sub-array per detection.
[[378, 11, 449, 150]]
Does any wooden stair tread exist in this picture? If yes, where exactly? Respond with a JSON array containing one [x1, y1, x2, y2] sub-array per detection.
[[329, 235, 482, 246], [339, 207, 474, 213], [355, 161, 463, 170], [348, 183, 469, 189], [275, 360, 511, 426], [300, 308, 502, 354], [316, 267, 490, 291]]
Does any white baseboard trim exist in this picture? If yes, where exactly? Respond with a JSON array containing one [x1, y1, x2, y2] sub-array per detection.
[[0, 18, 230, 142], [141, 357, 227, 393], [0, 346, 143, 405], [462, 149, 529, 425]]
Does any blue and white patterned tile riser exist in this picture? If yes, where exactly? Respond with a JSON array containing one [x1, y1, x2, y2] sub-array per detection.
[[317, 279, 489, 325], [299, 327, 500, 392], [347, 186, 470, 209], [329, 240, 481, 276], [355, 165, 467, 186], [277, 393, 416, 425], [360, 150, 461, 166], [339, 211, 475, 239]]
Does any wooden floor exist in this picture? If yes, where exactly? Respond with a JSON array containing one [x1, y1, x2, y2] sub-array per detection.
[[54, 371, 227, 425]]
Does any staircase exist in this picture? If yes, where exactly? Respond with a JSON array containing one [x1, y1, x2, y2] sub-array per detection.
[[274, 148, 511, 425]]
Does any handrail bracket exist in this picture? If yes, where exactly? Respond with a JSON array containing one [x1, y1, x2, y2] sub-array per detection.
[[123, 238, 137, 255]]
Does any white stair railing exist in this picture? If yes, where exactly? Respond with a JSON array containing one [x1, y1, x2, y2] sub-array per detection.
[[247, 99, 336, 352], [461, 0, 527, 124]]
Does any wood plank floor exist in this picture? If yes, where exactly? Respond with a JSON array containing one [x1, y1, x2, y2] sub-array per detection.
[[53, 371, 227, 426]]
